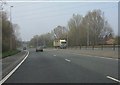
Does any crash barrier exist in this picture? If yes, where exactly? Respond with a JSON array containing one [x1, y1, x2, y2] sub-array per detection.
[[67, 44, 119, 51]]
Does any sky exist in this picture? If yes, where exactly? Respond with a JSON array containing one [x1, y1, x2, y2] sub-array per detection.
[[3, 0, 119, 41]]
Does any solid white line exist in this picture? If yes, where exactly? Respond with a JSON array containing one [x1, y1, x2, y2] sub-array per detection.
[[0, 51, 29, 85], [65, 59, 71, 62], [107, 76, 120, 83], [92, 55, 118, 61], [70, 53, 118, 61]]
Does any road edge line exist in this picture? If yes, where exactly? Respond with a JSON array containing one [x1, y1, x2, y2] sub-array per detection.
[[107, 76, 120, 83], [65, 59, 71, 62], [0, 50, 29, 84], [70, 53, 118, 61]]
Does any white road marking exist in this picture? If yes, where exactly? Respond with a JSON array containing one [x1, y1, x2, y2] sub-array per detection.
[[0, 51, 29, 84], [53, 55, 56, 56], [94, 56, 118, 60], [107, 76, 120, 83], [70, 53, 118, 61], [65, 59, 71, 62]]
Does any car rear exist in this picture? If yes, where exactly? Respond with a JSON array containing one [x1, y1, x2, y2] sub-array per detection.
[[36, 46, 43, 52]]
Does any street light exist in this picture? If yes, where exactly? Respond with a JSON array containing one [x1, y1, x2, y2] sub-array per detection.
[[10, 6, 13, 50], [10, 6, 13, 22]]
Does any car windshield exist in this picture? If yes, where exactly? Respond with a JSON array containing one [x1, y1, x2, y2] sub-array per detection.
[[61, 42, 66, 44], [37, 46, 43, 48]]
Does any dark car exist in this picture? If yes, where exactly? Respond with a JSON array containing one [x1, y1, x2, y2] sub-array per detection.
[[36, 46, 43, 52], [23, 47, 26, 50]]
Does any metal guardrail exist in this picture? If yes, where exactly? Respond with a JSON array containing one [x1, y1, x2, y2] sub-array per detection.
[[67, 45, 119, 51]]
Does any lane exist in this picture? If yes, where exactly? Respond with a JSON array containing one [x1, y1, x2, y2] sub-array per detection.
[[4, 48, 117, 83], [45, 49, 119, 82], [48, 49, 118, 79]]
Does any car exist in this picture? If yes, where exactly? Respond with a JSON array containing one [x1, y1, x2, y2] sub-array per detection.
[[36, 46, 43, 52], [23, 47, 26, 50]]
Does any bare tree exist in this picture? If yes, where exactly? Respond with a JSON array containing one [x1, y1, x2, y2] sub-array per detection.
[[83, 9, 114, 45], [29, 32, 54, 47], [68, 14, 83, 46], [2, 11, 20, 52], [53, 25, 68, 40]]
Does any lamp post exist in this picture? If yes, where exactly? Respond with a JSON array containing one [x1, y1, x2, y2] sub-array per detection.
[[10, 6, 13, 50]]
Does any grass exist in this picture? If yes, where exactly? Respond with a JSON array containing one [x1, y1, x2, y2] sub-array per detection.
[[2, 50, 21, 58]]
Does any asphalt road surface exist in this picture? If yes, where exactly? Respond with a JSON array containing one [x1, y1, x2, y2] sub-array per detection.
[[4, 48, 119, 83]]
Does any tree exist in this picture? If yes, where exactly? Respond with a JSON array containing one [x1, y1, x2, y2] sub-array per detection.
[[114, 36, 120, 45], [82, 9, 114, 45], [2, 11, 11, 51], [29, 32, 54, 47], [12, 24, 21, 48], [29, 9, 114, 48], [68, 14, 83, 46], [53, 25, 68, 40], [1, 11, 20, 52], [0, 0, 7, 10]]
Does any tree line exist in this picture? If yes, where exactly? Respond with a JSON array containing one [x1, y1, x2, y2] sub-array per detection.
[[29, 9, 119, 47], [1, 11, 21, 52]]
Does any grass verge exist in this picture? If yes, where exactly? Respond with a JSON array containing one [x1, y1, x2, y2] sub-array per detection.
[[2, 50, 21, 59]]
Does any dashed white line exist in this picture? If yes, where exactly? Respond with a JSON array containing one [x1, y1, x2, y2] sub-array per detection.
[[107, 76, 120, 83], [0, 51, 29, 85], [70, 53, 118, 61], [93, 56, 118, 60], [53, 55, 56, 56], [65, 59, 71, 62]]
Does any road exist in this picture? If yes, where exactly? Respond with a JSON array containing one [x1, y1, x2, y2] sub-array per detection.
[[4, 48, 119, 83]]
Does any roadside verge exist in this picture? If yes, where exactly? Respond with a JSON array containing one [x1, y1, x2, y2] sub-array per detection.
[[60, 48, 118, 60], [0, 50, 29, 84]]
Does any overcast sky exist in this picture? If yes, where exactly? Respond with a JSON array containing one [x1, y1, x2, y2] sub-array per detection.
[[4, 0, 118, 41]]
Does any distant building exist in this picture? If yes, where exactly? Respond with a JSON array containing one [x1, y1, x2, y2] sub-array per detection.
[[104, 33, 115, 45], [106, 38, 115, 45]]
